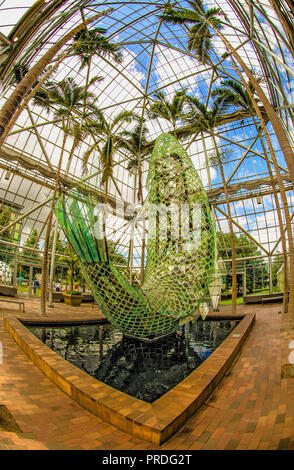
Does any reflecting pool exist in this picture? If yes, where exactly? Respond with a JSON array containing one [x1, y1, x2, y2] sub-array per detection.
[[25, 319, 239, 403]]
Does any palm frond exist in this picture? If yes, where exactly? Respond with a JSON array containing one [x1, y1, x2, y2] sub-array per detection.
[[101, 137, 114, 184], [160, 1, 223, 64], [32, 89, 51, 113], [187, 0, 205, 13], [111, 110, 139, 128], [159, 9, 201, 25], [213, 79, 259, 113], [82, 141, 101, 174], [12, 62, 29, 84], [88, 75, 104, 87], [87, 107, 107, 127], [185, 95, 208, 116], [148, 89, 187, 127], [188, 24, 213, 62], [73, 28, 122, 67]]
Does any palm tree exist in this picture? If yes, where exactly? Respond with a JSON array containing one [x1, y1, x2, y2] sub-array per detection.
[[159, 0, 294, 193], [72, 22, 122, 117], [1, 22, 120, 147], [159, 0, 223, 64], [34, 77, 99, 171], [59, 243, 81, 293], [82, 110, 139, 203], [182, 95, 238, 313], [73, 27, 122, 66], [116, 118, 151, 284], [72, 24, 122, 84], [148, 89, 187, 132], [60, 27, 123, 175], [26, 24, 121, 313], [117, 118, 151, 197], [212, 79, 291, 313], [33, 77, 97, 315], [30, 25, 121, 311], [144, 99, 266, 154], [0, 9, 112, 145]]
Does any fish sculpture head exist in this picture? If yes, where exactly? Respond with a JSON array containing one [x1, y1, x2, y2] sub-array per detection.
[[143, 133, 215, 325]]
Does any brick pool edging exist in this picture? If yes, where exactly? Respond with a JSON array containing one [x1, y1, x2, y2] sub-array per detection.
[[3, 312, 255, 445]]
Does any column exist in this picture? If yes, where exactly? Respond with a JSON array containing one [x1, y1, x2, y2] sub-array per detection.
[[28, 265, 33, 296], [243, 260, 247, 298], [13, 249, 18, 288], [48, 222, 58, 307], [269, 256, 273, 294]]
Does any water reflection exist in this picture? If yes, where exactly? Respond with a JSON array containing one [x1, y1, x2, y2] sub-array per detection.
[[26, 319, 238, 403]]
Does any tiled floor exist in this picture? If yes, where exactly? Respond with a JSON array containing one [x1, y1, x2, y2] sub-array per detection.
[[0, 298, 294, 450]]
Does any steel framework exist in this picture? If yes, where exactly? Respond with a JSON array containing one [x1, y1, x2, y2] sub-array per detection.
[[0, 0, 293, 298]]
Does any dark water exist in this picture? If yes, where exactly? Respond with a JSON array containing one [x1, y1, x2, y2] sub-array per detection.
[[25, 319, 239, 403]]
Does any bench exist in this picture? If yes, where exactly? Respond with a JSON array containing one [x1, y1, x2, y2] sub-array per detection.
[[0, 298, 25, 312], [243, 292, 285, 304], [261, 295, 283, 304], [0, 285, 17, 297]]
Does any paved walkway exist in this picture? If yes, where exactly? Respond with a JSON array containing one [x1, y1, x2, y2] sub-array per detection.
[[0, 299, 294, 450]]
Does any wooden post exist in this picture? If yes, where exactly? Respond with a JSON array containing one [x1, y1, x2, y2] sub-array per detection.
[[48, 222, 58, 307], [13, 249, 18, 288], [243, 261, 247, 297], [28, 265, 33, 297], [269, 255, 273, 294]]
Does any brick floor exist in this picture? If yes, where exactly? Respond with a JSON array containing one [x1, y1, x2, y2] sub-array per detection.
[[0, 298, 294, 450]]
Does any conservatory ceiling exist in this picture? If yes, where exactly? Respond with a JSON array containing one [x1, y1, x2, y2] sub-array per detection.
[[0, 0, 294, 268]]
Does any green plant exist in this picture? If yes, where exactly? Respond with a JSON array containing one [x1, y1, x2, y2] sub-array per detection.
[[59, 243, 82, 293], [64, 290, 82, 296]]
